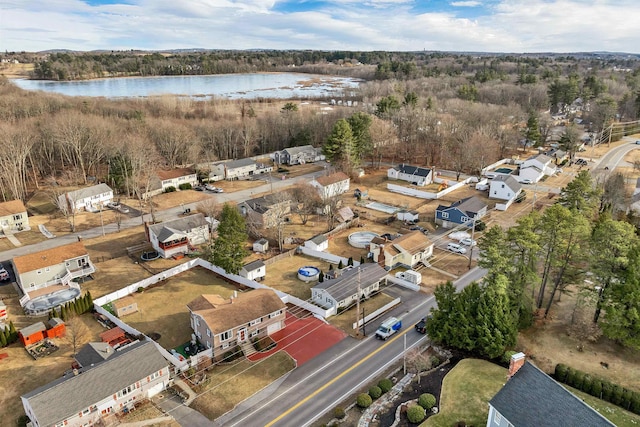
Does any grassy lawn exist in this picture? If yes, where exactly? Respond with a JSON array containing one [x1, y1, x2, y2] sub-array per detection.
[[422, 359, 506, 427], [328, 291, 397, 336], [566, 386, 640, 427], [122, 266, 239, 349], [262, 254, 329, 300], [191, 351, 295, 420]]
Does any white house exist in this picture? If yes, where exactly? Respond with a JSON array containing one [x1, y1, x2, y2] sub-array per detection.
[[21, 341, 169, 427], [310, 172, 350, 200], [369, 230, 433, 270], [387, 164, 433, 186], [239, 260, 266, 281], [253, 238, 269, 253], [304, 235, 329, 252], [58, 184, 113, 213], [520, 154, 556, 177], [274, 145, 324, 165], [0, 199, 29, 232], [397, 210, 419, 223], [490, 176, 522, 201], [311, 264, 387, 311], [209, 158, 273, 181], [146, 213, 210, 258], [147, 168, 198, 197]]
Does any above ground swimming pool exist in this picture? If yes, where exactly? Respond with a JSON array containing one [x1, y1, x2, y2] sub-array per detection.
[[298, 266, 321, 282], [24, 287, 81, 315], [348, 231, 380, 248]]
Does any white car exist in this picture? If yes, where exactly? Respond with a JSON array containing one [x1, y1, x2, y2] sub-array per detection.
[[520, 179, 533, 185], [446, 242, 467, 254], [0, 264, 9, 281], [459, 238, 477, 246], [205, 184, 217, 191], [485, 172, 497, 179]]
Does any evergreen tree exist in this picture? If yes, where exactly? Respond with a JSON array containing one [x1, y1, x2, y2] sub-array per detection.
[[558, 170, 600, 217], [347, 112, 373, 163], [347, 257, 354, 266], [3, 328, 10, 345], [525, 112, 541, 146], [323, 119, 356, 170], [338, 260, 344, 269], [85, 291, 93, 311], [318, 271, 324, 283], [208, 203, 249, 275], [9, 321, 17, 342], [0, 330, 6, 347]]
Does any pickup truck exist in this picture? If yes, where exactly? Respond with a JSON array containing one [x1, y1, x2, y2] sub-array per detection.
[[375, 317, 402, 340]]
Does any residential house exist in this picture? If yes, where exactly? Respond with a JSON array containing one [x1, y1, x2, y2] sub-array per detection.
[[369, 230, 433, 270], [629, 178, 640, 214], [304, 235, 329, 252], [187, 289, 286, 360], [73, 342, 116, 369], [146, 213, 210, 258], [238, 194, 291, 229], [311, 263, 387, 310], [0, 199, 29, 232], [489, 176, 522, 201], [336, 206, 355, 223], [274, 145, 324, 165], [146, 168, 198, 197], [435, 197, 488, 229], [21, 341, 170, 427], [239, 260, 266, 281], [253, 238, 269, 253], [545, 148, 568, 165], [57, 184, 113, 213], [310, 172, 350, 200], [11, 242, 95, 304], [487, 353, 614, 427], [387, 164, 433, 187], [208, 158, 273, 181], [112, 296, 138, 318], [518, 154, 556, 183]]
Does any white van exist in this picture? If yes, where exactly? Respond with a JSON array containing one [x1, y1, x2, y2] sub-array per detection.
[[447, 243, 467, 254]]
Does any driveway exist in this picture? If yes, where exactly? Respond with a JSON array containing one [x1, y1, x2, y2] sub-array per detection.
[[248, 311, 347, 366], [152, 393, 211, 427]]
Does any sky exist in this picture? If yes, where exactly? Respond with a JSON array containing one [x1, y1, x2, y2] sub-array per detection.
[[1, 0, 639, 53]]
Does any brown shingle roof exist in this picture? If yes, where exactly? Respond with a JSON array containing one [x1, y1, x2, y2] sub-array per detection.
[[0, 199, 27, 216], [12, 242, 88, 274], [315, 172, 350, 187], [188, 289, 285, 334], [112, 296, 137, 310], [392, 230, 432, 255], [156, 168, 195, 180]]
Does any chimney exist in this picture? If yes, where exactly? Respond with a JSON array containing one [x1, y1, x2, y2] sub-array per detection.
[[73, 368, 79, 376], [508, 352, 526, 378]]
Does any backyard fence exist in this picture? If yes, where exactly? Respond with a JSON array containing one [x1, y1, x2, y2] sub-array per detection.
[[352, 297, 401, 330], [385, 275, 421, 292]]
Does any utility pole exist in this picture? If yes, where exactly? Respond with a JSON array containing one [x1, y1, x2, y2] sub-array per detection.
[[361, 307, 366, 336], [403, 334, 407, 374], [355, 267, 361, 336], [467, 217, 476, 270]]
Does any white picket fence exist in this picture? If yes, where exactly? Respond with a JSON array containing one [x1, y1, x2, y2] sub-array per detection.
[[352, 297, 401, 330], [387, 176, 475, 200]]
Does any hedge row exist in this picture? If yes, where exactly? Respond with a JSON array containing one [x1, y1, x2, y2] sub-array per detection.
[[554, 364, 640, 414]]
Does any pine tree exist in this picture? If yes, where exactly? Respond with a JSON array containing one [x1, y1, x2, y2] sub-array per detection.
[[3, 328, 10, 345], [0, 330, 6, 347], [85, 291, 93, 311], [347, 257, 353, 266], [207, 203, 249, 275], [318, 271, 324, 283], [8, 321, 17, 343], [360, 256, 365, 265], [338, 260, 344, 269]]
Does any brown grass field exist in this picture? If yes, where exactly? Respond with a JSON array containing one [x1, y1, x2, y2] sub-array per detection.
[[328, 292, 397, 336], [117, 266, 239, 350], [261, 254, 329, 300]]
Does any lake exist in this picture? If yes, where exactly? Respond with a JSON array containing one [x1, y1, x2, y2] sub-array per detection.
[[11, 73, 361, 99]]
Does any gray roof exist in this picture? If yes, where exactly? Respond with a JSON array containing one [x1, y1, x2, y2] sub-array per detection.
[[529, 153, 552, 164], [19, 322, 47, 338], [282, 145, 316, 155], [66, 183, 113, 201], [239, 194, 289, 214], [255, 238, 268, 245], [224, 158, 257, 169], [394, 164, 431, 177], [74, 342, 116, 368], [310, 234, 328, 245], [242, 260, 265, 272], [489, 362, 614, 427], [23, 341, 168, 427], [313, 263, 387, 302], [447, 196, 487, 215], [493, 175, 522, 192], [149, 213, 208, 243]]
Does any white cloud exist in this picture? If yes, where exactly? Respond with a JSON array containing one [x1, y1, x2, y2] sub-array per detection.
[[1, 0, 639, 53]]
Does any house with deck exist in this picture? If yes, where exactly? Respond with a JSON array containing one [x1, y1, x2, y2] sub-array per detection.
[[370, 230, 433, 270], [0, 199, 29, 232], [310, 172, 350, 200], [21, 341, 169, 427], [274, 145, 324, 165], [57, 184, 113, 213], [435, 196, 488, 229], [11, 242, 94, 307], [487, 353, 614, 427], [387, 164, 433, 186], [311, 263, 387, 311], [238, 194, 291, 229], [146, 213, 210, 259], [187, 289, 286, 360]]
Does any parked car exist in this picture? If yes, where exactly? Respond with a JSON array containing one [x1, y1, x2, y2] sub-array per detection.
[[485, 172, 497, 179], [459, 238, 477, 246], [635, 140, 640, 145], [106, 201, 120, 209], [205, 184, 217, 191], [0, 264, 9, 281], [520, 178, 533, 185], [212, 187, 224, 193], [194, 185, 204, 191], [446, 242, 467, 254], [118, 205, 130, 213]]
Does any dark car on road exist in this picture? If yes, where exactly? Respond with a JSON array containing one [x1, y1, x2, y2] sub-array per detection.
[[415, 317, 428, 334]]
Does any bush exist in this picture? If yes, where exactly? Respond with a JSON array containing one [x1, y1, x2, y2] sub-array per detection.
[[630, 392, 640, 414], [333, 406, 346, 420], [502, 350, 518, 364], [378, 378, 393, 393], [369, 386, 382, 400], [430, 356, 441, 367], [572, 371, 585, 390], [565, 367, 578, 387], [582, 374, 593, 394], [611, 385, 624, 406], [601, 381, 613, 402], [178, 183, 192, 190], [406, 405, 426, 423], [164, 186, 177, 193], [136, 286, 144, 293], [357, 393, 372, 408], [554, 364, 569, 382], [418, 393, 437, 410], [622, 389, 634, 411], [591, 379, 603, 399]]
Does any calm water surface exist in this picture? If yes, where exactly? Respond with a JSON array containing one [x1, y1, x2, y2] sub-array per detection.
[[12, 73, 360, 99]]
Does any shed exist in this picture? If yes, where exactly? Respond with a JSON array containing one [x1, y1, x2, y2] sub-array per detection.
[[239, 260, 266, 281], [99, 327, 126, 345], [45, 318, 66, 338], [19, 322, 47, 346], [304, 235, 329, 252], [253, 238, 269, 253], [112, 296, 139, 318]]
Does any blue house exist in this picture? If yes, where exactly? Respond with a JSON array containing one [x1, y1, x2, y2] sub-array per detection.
[[435, 196, 488, 229]]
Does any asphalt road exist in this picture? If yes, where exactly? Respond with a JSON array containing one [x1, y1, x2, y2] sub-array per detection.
[[220, 266, 487, 427]]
